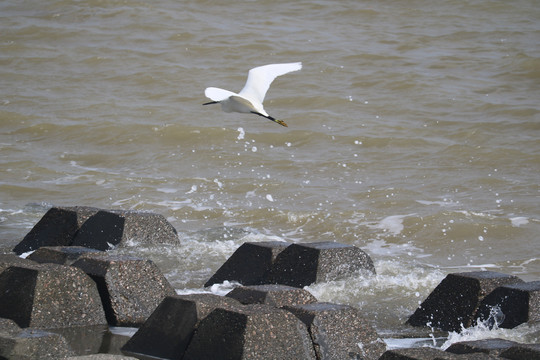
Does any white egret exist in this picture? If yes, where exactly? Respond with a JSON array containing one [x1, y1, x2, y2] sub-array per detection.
[[203, 62, 302, 127]]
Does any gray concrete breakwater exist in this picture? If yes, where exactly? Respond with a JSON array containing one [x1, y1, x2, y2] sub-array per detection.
[[1, 207, 538, 359]]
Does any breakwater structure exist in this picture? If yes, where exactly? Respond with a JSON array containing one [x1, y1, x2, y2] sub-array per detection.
[[1, 206, 538, 359]]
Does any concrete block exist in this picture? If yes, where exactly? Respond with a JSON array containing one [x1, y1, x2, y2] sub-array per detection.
[[205, 241, 290, 287], [71, 211, 125, 250], [266, 241, 376, 288], [183, 304, 316, 360], [446, 338, 518, 356], [407, 271, 523, 331], [72, 254, 175, 326], [476, 281, 540, 328], [13, 207, 99, 254], [0, 328, 74, 360], [226, 284, 317, 307], [284, 302, 386, 360], [65, 356, 138, 360], [0, 263, 106, 328], [0, 254, 35, 274], [500, 343, 540, 359], [27, 246, 102, 265], [0, 318, 21, 335], [122, 294, 241, 360], [13, 206, 179, 254], [378, 347, 495, 359]]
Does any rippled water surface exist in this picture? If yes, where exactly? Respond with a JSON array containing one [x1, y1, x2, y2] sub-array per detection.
[[1, 0, 539, 347]]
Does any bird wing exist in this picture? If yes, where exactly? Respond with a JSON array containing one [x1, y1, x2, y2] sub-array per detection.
[[205, 87, 237, 102], [238, 62, 302, 104]]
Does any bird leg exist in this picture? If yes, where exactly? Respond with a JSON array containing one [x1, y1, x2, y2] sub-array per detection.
[[250, 112, 288, 127]]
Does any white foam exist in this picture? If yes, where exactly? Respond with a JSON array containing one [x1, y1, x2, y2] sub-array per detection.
[[209, 280, 241, 296], [19, 250, 35, 259], [306, 259, 445, 309], [510, 216, 529, 227], [416, 199, 458, 207], [109, 327, 138, 337], [237, 127, 245, 140], [441, 322, 513, 350], [157, 187, 178, 194], [363, 239, 426, 258], [176, 287, 212, 295], [384, 337, 441, 350], [372, 214, 413, 236]]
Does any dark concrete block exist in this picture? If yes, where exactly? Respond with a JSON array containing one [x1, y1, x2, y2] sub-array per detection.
[[183, 304, 316, 360], [0, 263, 106, 329], [72, 210, 180, 250], [13, 206, 179, 255], [446, 338, 518, 356], [27, 246, 103, 265], [284, 302, 386, 360], [0, 328, 74, 359], [204, 241, 290, 287], [407, 271, 523, 332], [72, 254, 175, 326], [500, 343, 540, 360], [378, 347, 496, 359], [122, 294, 241, 360], [265, 241, 376, 288], [71, 211, 125, 250], [476, 281, 540, 329], [12, 206, 99, 254], [226, 284, 318, 307]]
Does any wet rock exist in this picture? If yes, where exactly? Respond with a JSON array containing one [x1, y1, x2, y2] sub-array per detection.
[[0, 263, 106, 328], [446, 338, 518, 356], [378, 347, 496, 359], [284, 302, 386, 360], [0, 328, 74, 360], [13, 206, 179, 254], [226, 284, 318, 307], [204, 241, 290, 287], [122, 293, 241, 360], [183, 304, 316, 360], [27, 246, 103, 265], [266, 241, 376, 288], [13, 206, 100, 254], [476, 280, 540, 329], [72, 254, 175, 326], [500, 343, 540, 359], [407, 271, 524, 332]]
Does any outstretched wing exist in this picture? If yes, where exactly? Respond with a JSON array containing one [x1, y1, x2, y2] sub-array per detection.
[[239, 62, 302, 104], [204, 87, 237, 102]]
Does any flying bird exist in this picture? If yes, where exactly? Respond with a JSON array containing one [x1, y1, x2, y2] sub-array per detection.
[[203, 62, 302, 127]]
